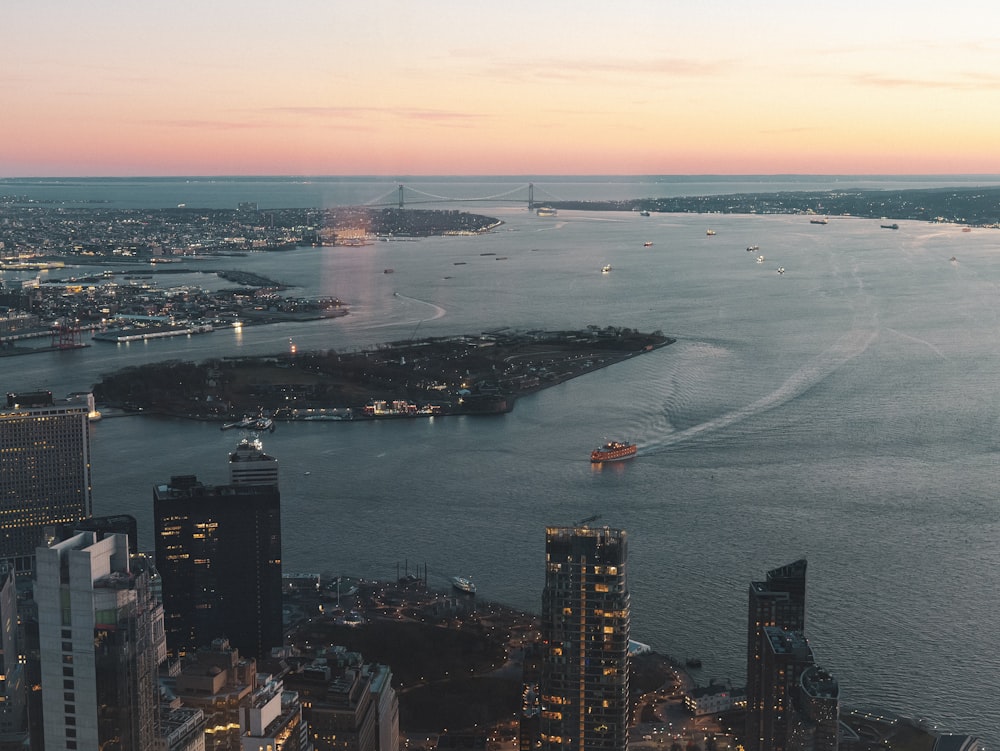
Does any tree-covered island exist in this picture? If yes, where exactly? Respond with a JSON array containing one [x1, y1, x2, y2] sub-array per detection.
[[92, 328, 673, 420]]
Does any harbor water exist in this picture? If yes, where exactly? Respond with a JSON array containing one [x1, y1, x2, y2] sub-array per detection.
[[3, 177, 999, 744]]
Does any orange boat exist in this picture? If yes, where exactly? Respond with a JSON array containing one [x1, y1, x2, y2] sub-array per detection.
[[590, 440, 637, 463]]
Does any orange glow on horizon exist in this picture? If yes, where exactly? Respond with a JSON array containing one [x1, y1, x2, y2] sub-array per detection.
[[4, 2, 1000, 177]]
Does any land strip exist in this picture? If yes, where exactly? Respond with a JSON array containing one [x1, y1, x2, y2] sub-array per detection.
[[91, 328, 673, 420]]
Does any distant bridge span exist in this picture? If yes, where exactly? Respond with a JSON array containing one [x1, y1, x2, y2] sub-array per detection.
[[363, 183, 560, 210]]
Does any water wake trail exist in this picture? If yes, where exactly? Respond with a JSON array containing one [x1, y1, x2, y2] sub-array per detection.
[[641, 327, 880, 454], [883, 328, 950, 361], [390, 292, 447, 321]]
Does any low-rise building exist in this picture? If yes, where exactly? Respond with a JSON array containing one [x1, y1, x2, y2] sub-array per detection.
[[685, 684, 744, 717]]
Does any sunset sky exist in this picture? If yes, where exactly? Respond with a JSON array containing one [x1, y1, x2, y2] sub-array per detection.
[[4, 1, 1000, 177]]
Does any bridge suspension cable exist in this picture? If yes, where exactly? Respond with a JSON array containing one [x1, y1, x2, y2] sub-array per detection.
[[362, 187, 403, 206], [530, 183, 565, 203], [356, 181, 560, 208], [400, 183, 532, 203]]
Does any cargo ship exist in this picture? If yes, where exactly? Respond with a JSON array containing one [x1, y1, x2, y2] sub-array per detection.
[[590, 440, 637, 463]]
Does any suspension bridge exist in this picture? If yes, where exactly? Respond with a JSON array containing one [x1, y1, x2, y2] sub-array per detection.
[[361, 182, 562, 210]]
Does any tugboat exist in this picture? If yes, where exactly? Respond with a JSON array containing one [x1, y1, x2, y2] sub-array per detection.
[[590, 440, 637, 463]]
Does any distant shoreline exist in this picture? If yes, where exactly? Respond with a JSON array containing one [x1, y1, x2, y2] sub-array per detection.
[[541, 185, 1000, 227]]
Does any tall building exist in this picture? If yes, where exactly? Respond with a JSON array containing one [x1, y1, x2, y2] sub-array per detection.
[[0, 566, 27, 749], [538, 525, 630, 751], [229, 437, 279, 486], [757, 628, 813, 751], [35, 530, 164, 751], [170, 638, 258, 751], [239, 673, 311, 751], [154, 470, 282, 659], [0, 391, 93, 572], [746, 559, 807, 751], [794, 664, 840, 751], [283, 648, 396, 751]]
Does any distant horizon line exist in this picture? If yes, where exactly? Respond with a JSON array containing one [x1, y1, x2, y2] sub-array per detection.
[[3, 173, 1000, 182]]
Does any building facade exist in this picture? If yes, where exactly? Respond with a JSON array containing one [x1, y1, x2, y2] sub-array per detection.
[[238, 673, 311, 751], [746, 559, 807, 751], [0, 567, 27, 749], [35, 531, 164, 750], [169, 639, 258, 751], [539, 525, 630, 751], [0, 391, 93, 572], [228, 438, 279, 486], [283, 648, 397, 751], [154, 475, 283, 659]]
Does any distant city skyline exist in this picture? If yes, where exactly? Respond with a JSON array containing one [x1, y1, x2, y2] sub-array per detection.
[[4, 1, 1000, 177]]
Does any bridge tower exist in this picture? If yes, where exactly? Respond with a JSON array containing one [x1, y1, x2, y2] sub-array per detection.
[[528, 183, 535, 210], [398, 184, 405, 209]]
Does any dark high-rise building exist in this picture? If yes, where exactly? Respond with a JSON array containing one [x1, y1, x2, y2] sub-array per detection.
[[757, 628, 841, 751], [539, 525, 630, 751], [746, 559, 807, 751], [0, 391, 93, 572], [758, 628, 812, 751], [794, 664, 840, 751], [154, 473, 282, 659], [0, 566, 27, 749]]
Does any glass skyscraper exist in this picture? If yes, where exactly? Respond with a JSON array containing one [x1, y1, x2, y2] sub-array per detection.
[[539, 525, 630, 751]]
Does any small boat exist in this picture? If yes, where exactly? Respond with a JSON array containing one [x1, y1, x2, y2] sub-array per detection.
[[383, 268, 394, 274], [643, 242, 653, 247], [961, 227, 972, 232], [221, 415, 275, 432], [777, 267, 785, 274], [602, 264, 613, 273], [591, 440, 637, 463], [706, 229, 716, 236], [639, 210, 651, 217], [536, 206, 557, 217], [881, 223, 899, 230], [746, 245, 759, 252], [451, 576, 476, 594], [949, 256, 957, 262], [756, 255, 765, 264], [809, 217, 829, 225]]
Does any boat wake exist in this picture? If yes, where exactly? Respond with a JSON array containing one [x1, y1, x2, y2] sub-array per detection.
[[393, 292, 447, 321], [639, 327, 879, 454]]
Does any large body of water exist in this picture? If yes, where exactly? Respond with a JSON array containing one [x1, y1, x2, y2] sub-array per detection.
[[4, 177, 999, 744]]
